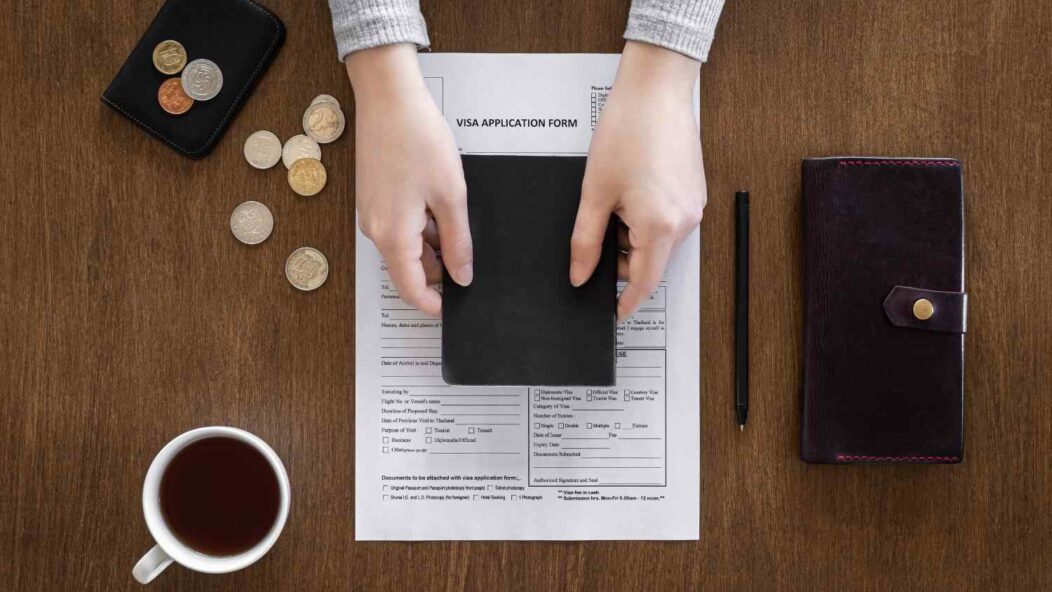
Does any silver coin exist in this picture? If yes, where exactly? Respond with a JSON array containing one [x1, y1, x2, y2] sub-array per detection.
[[285, 247, 329, 291], [229, 201, 274, 245], [180, 59, 223, 101], [281, 134, 322, 169], [302, 102, 345, 144], [243, 130, 282, 169], [311, 94, 341, 109]]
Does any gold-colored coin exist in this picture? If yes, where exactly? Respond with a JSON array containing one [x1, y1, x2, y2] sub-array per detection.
[[287, 158, 327, 197], [152, 40, 187, 75]]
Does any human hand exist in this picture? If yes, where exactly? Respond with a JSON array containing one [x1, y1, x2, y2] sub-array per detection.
[[346, 44, 472, 316], [571, 41, 707, 321]]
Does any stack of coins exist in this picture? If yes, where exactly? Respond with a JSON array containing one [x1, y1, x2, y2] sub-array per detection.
[[240, 94, 344, 197], [302, 95, 345, 145], [232, 93, 346, 291], [152, 40, 224, 116]]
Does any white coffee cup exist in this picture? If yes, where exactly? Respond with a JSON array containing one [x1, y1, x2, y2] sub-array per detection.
[[132, 426, 291, 584]]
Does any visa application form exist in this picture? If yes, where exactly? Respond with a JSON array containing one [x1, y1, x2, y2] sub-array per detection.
[[355, 54, 701, 540]]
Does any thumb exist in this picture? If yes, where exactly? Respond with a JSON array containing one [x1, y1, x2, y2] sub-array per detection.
[[569, 189, 612, 287], [430, 189, 474, 287]]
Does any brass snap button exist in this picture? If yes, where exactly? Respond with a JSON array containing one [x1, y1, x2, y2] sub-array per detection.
[[913, 298, 935, 321]]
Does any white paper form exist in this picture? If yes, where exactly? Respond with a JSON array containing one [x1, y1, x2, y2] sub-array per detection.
[[355, 54, 700, 540]]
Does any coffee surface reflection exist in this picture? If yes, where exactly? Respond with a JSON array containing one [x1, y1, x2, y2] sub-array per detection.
[[159, 436, 281, 556]]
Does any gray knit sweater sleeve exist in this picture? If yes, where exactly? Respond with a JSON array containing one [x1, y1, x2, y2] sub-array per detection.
[[327, 0, 430, 60], [327, 0, 725, 62], [624, 0, 726, 62]]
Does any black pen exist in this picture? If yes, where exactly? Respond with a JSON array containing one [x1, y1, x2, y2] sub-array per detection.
[[735, 191, 750, 431]]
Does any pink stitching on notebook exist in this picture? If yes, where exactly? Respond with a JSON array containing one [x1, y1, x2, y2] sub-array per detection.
[[838, 160, 960, 167], [836, 454, 959, 462]]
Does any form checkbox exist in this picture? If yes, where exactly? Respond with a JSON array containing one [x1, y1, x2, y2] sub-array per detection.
[[587, 423, 593, 429], [534, 395, 540, 401], [426, 427, 432, 434], [534, 423, 540, 429], [615, 423, 621, 429], [383, 495, 389, 501], [382, 446, 389, 453], [426, 437, 432, 443], [624, 395, 630, 401], [468, 427, 475, 434], [558, 423, 564, 429], [473, 495, 479, 500], [512, 495, 518, 501], [382, 437, 389, 443], [487, 485, 494, 491], [587, 395, 593, 401]]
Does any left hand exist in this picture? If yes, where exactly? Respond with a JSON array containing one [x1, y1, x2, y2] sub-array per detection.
[[570, 41, 708, 321]]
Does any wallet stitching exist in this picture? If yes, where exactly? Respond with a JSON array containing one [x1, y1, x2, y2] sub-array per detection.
[[836, 455, 959, 462], [102, 0, 282, 156], [838, 160, 960, 167]]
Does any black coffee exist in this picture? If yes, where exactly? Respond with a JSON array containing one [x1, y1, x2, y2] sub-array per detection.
[[160, 436, 281, 556]]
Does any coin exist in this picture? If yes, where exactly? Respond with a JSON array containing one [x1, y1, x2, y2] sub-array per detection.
[[157, 78, 193, 115], [152, 40, 187, 75], [229, 201, 274, 245], [281, 134, 321, 169], [302, 102, 345, 144], [181, 59, 223, 101], [285, 247, 329, 291], [287, 158, 327, 196], [311, 94, 340, 109], [243, 130, 282, 169]]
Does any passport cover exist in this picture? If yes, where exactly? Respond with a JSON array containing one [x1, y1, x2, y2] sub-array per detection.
[[442, 155, 617, 386], [102, 0, 285, 158], [802, 157, 967, 464]]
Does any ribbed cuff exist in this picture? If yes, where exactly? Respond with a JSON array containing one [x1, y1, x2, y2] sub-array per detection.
[[328, 0, 430, 62], [624, 0, 726, 62]]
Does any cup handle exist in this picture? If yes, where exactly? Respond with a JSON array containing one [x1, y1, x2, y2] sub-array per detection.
[[133, 544, 173, 584]]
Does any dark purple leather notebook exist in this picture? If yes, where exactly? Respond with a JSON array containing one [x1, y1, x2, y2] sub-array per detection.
[[802, 157, 967, 464]]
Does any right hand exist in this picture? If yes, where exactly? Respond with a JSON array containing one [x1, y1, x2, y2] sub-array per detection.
[[346, 44, 473, 315]]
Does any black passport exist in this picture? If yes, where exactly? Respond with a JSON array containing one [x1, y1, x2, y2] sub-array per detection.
[[441, 155, 617, 386]]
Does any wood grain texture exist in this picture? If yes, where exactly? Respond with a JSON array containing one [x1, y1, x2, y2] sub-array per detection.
[[1, 0, 1050, 590]]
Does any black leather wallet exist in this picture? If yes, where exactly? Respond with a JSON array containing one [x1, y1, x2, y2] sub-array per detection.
[[802, 157, 967, 464], [101, 0, 285, 158], [441, 155, 617, 386]]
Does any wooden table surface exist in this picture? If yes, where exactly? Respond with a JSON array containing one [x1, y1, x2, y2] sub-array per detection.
[[3, 0, 1051, 590]]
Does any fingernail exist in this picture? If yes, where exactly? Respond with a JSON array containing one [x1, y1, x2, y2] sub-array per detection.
[[455, 263, 473, 286], [569, 262, 585, 287]]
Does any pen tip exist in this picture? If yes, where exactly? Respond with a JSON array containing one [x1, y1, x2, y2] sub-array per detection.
[[739, 424, 745, 432]]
